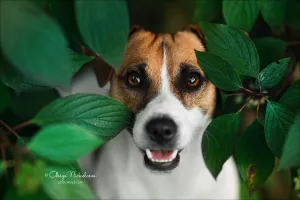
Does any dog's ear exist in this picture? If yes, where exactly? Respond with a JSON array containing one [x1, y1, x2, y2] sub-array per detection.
[[128, 25, 143, 39], [184, 24, 205, 45], [92, 57, 114, 87]]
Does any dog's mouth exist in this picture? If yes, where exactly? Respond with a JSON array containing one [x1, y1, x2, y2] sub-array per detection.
[[143, 149, 181, 172]]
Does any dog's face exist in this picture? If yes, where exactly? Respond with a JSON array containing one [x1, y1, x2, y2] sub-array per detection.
[[107, 26, 216, 172]]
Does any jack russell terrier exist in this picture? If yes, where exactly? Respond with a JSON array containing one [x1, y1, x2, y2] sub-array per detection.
[[57, 25, 240, 199]]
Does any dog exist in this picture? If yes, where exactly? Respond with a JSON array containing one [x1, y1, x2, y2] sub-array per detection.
[[57, 25, 240, 199]]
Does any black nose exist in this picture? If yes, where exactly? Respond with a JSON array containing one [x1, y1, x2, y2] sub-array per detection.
[[145, 117, 177, 144]]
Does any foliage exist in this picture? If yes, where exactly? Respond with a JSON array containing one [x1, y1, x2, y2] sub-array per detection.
[[0, 0, 299, 199]]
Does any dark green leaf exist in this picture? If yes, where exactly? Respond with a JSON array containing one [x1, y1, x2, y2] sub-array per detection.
[[199, 23, 260, 78], [0, 1, 72, 87], [32, 94, 133, 137], [11, 90, 59, 120], [4, 187, 51, 200], [255, 58, 290, 89], [43, 165, 96, 200], [69, 50, 94, 74], [193, 0, 221, 22], [253, 37, 287, 70], [0, 161, 4, 174], [28, 124, 103, 162], [14, 160, 45, 195], [279, 80, 300, 112], [219, 90, 228, 109], [0, 57, 50, 92], [0, 82, 11, 113], [195, 51, 243, 91], [260, 0, 286, 28], [264, 101, 296, 158], [278, 118, 300, 169], [48, 0, 84, 48], [202, 113, 240, 178], [286, 1, 300, 27], [222, 0, 260, 31], [75, 0, 129, 68], [235, 121, 274, 193]]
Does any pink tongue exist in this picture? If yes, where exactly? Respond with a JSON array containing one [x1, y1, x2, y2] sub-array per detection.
[[151, 150, 173, 160]]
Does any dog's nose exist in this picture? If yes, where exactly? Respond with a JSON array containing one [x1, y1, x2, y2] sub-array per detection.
[[146, 117, 177, 144]]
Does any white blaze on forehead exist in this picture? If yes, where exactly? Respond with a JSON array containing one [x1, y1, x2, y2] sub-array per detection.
[[132, 41, 210, 150]]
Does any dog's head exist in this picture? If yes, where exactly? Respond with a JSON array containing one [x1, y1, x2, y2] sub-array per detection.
[[98, 25, 216, 172]]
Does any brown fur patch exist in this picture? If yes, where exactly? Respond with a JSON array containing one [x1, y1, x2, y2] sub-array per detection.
[[109, 29, 216, 116]]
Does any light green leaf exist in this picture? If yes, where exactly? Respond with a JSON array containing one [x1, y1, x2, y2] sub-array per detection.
[[193, 0, 221, 22], [43, 165, 96, 200], [32, 94, 133, 137], [75, 0, 129, 68], [14, 160, 45, 195], [4, 187, 51, 200], [195, 51, 243, 91], [223, 0, 260, 31], [0, 82, 11, 112], [278, 118, 300, 169], [279, 80, 300, 112], [28, 123, 103, 162], [264, 101, 296, 158], [235, 121, 274, 193], [260, 0, 287, 28], [253, 37, 287, 70], [69, 50, 94, 74], [199, 22, 260, 78], [202, 113, 240, 178], [255, 58, 290, 89], [0, 1, 72, 87]]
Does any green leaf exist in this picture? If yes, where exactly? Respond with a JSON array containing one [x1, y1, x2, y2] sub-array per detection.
[[219, 90, 228, 110], [43, 165, 96, 200], [254, 58, 290, 89], [260, 0, 287, 28], [253, 37, 287, 70], [14, 160, 45, 195], [0, 160, 4, 174], [4, 187, 51, 200], [75, 0, 129, 68], [48, 0, 84, 48], [195, 51, 243, 91], [286, 1, 300, 27], [199, 22, 260, 78], [0, 1, 72, 87], [193, 0, 221, 22], [0, 57, 50, 92], [0, 82, 11, 113], [11, 90, 59, 120], [28, 123, 103, 162], [264, 101, 296, 158], [278, 118, 300, 169], [279, 80, 300, 112], [32, 94, 133, 137], [69, 50, 94, 74], [202, 113, 240, 178], [235, 121, 274, 193], [222, 0, 260, 31]]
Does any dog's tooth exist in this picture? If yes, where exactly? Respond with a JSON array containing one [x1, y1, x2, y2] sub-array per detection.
[[171, 150, 178, 159], [146, 149, 152, 159]]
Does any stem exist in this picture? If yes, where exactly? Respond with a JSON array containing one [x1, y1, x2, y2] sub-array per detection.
[[13, 120, 32, 131], [237, 96, 254, 113], [256, 98, 262, 117], [227, 93, 245, 97], [0, 120, 20, 139], [243, 88, 255, 94]]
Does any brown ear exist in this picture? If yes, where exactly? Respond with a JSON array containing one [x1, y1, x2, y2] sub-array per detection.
[[128, 25, 144, 38], [92, 57, 114, 87], [184, 24, 205, 43]]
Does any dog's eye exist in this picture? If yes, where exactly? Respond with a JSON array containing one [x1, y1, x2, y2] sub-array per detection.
[[186, 73, 201, 87], [126, 72, 141, 87]]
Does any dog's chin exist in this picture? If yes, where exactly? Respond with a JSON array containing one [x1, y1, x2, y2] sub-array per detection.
[[142, 149, 182, 172]]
